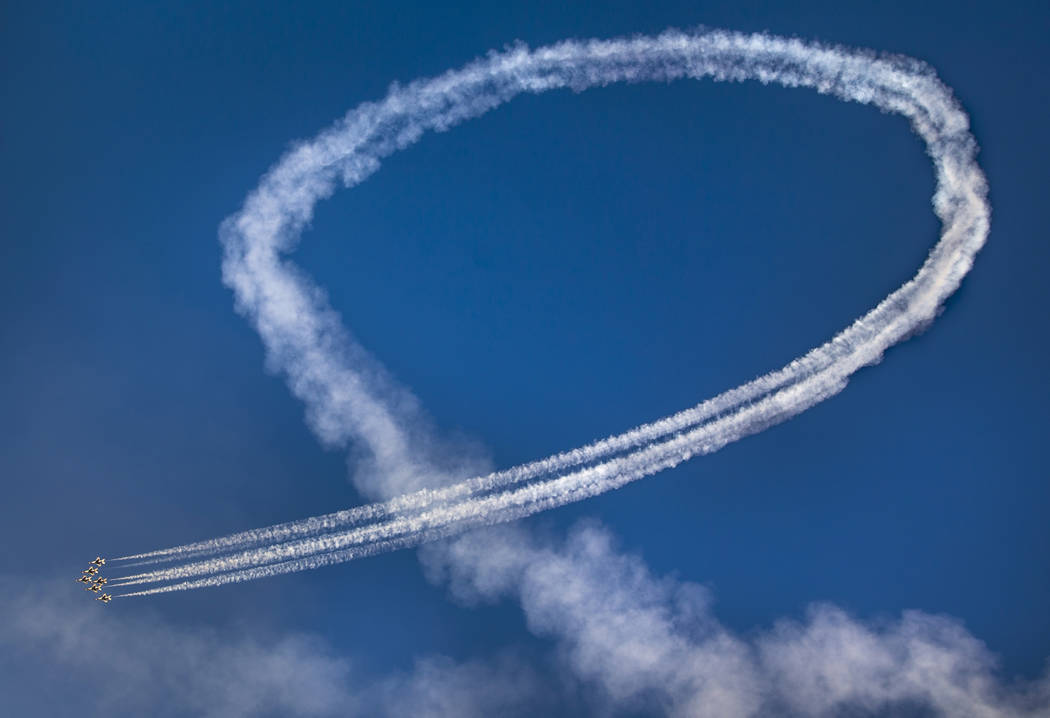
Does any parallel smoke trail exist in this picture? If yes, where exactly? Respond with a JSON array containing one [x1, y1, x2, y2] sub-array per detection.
[[113, 371, 842, 590], [115, 372, 794, 567], [115, 29, 988, 596], [116, 374, 840, 592]]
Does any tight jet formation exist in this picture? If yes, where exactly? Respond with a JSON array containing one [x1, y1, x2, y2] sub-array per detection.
[[77, 557, 111, 603]]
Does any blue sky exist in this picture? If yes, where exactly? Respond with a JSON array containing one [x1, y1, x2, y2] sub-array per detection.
[[2, 1, 1048, 715]]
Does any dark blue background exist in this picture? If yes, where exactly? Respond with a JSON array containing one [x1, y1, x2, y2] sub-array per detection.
[[2, 0, 1047, 687]]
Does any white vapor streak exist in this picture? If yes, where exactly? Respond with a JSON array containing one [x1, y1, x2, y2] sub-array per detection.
[[116, 28, 988, 595], [116, 370, 841, 591]]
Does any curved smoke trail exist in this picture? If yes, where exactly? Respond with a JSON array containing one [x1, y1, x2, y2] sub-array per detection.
[[112, 29, 988, 597]]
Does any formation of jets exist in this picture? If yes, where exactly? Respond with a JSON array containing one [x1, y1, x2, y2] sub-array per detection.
[[76, 557, 111, 604]]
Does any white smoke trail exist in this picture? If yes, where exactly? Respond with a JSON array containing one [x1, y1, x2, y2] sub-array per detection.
[[114, 369, 843, 590], [114, 28, 988, 596]]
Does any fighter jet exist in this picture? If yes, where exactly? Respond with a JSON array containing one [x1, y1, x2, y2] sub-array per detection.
[[90, 557, 106, 567], [91, 577, 108, 587], [96, 593, 112, 603], [76, 575, 94, 584], [86, 583, 102, 592], [82, 566, 99, 576]]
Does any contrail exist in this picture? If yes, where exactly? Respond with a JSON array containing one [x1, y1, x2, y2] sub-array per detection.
[[113, 29, 988, 596], [113, 372, 842, 590]]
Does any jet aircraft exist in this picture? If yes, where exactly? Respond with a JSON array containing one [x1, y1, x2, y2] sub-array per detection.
[[91, 577, 108, 587], [86, 583, 102, 592], [90, 557, 106, 567], [82, 566, 99, 576], [96, 593, 112, 603], [76, 575, 94, 584]]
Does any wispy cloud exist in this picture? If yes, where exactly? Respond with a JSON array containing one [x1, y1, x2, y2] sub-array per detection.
[[377, 652, 563, 718], [0, 576, 356, 718], [1, 576, 554, 717], [424, 523, 1050, 717]]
